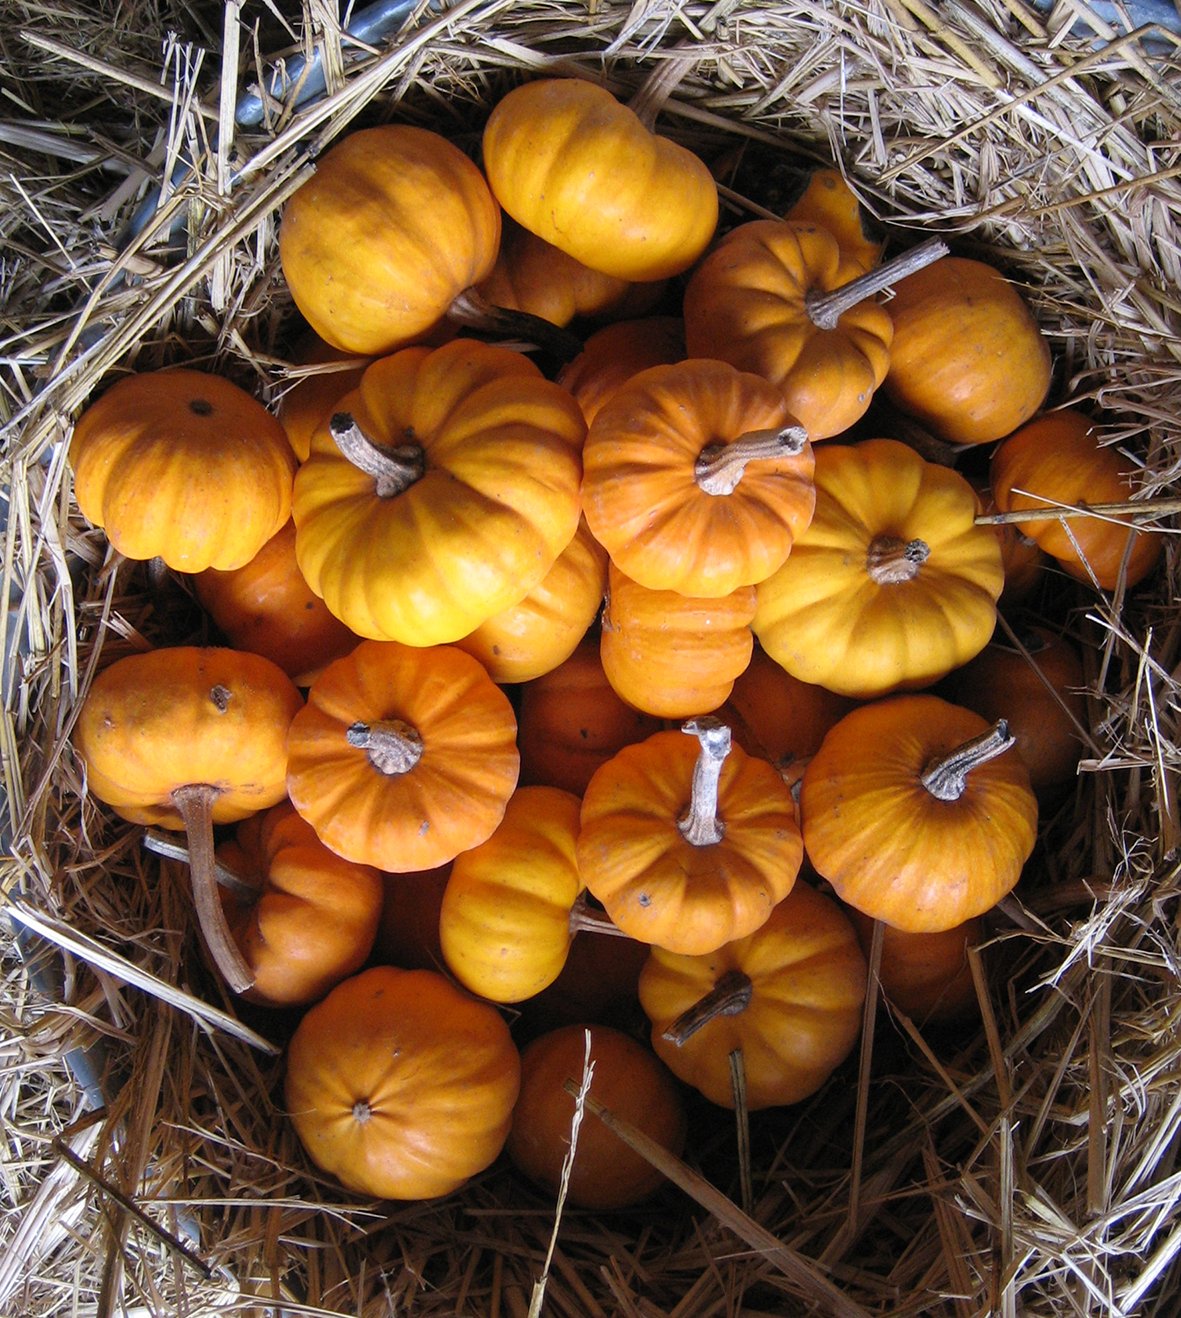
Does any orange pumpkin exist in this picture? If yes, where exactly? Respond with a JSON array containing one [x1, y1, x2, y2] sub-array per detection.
[[73, 646, 304, 993], [507, 1024, 687, 1209], [582, 358, 816, 598], [517, 638, 663, 796], [482, 78, 718, 282], [277, 333, 373, 463], [438, 787, 584, 1004], [682, 224, 942, 439], [783, 167, 883, 274], [577, 718, 803, 955], [989, 408, 1162, 590], [292, 340, 585, 647], [753, 439, 1004, 698], [882, 256, 1051, 444], [452, 518, 607, 685], [801, 695, 1038, 932], [556, 316, 686, 428], [278, 125, 501, 355], [970, 475, 1045, 603], [70, 368, 297, 572], [217, 800, 383, 1007], [638, 881, 867, 1109], [600, 563, 756, 718], [285, 640, 520, 872], [284, 966, 520, 1200], [193, 520, 359, 687]]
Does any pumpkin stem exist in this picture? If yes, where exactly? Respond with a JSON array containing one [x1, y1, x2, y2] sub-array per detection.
[[346, 718, 424, 776], [806, 236, 949, 331], [329, 413, 425, 498], [170, 782, 256, 995], [568, 892, 632, 939], [695, 425, 809, 496], [677, 717, 731, 847], [352, 1099, 372, 1124], [141, 828, 262, 902], [447, 287, 584, 362], [920, 720, 1016, 802], [662, 969, 754, 1045], [865, 534, 930, 584]]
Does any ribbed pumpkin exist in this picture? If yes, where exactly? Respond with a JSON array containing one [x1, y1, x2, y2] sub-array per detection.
[[783, 167, 883, 274], [292, 340, 585, 647], [800, 695, 1038, 932], [278, 125, 501, 355], [277, 333, 373, 463], [70, 368, 297, 572], [556, 317, 686, 427], [638, 881, 867, 1109], [577, 718, 803, 955], [753, 439, 1004, 698], [582, 358, 816, 598], [482, 77, 718, 282], [217, 800, 383, 1007], [285, 966, 520, 1200], [285, 640, 520, 872], [600, 563, 756, 719], [438, 786, 584, 1003], [989, 408, 1162, 590]]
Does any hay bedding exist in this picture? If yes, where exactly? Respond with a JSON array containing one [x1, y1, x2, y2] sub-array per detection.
[[2, 0, 1180, 1313]]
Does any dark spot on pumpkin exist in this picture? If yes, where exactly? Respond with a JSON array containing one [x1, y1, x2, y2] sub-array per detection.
[[638, 892, 651, 907], [189, 398, 214, 417], [210, 684, 232, 712]]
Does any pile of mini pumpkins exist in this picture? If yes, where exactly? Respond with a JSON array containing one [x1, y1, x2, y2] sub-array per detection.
[[68, 76, 1161, 1209]]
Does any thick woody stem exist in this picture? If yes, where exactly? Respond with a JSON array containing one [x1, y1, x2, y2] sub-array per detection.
[[346, 718, 424, 776], [865, 534, 930, 584], [677, 717, 731, 847], [329, 413, 425, 498], [806, 236, 949, 331], [448, 287, 584, 362], [170, 782, 255, 995], [568, 892, 633, 938], [142, 829, 261, 902], [695, 425, 809, 496], [920, 720, 1016, 802], [661, 969, 754, 1046]]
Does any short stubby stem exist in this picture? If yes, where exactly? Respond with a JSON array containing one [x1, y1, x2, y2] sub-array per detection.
[[866, 534, 930, 584], [352, 1099, 373, 1124], [806, 236, 949, 331], [920, 720, 1016, 802], [346, 718, 424, 776], [677, 717, 732, 847], [170, 782, 255, 995], [568, 892, 632, 938], [662, 969, 754, 1046], [329, 413, 425, 499], [695, 425, 809, 496]]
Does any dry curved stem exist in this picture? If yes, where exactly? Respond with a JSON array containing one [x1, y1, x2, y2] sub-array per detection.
[[329, 413, 425, 498], [677, 717, 732, 846], [346, 717, 424, 776], [141, 829, 261, 902], [662, 969, 754, 1045], [866, 533, 930, 584], [169, 782, 255, 995], [920, 720, 1015, 802], [568, 892, 633, 938], [695, 425, 809, 495], [806, 236, 949, 330], [447, 286, 584, 362]]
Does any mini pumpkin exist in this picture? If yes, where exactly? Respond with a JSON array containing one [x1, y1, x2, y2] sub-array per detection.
[[577, 718, 803, 955], [638, 881, 867, 1109], [285, 640, 520, 872], [753, 439, 1004, 698], [582, 358, 816, 598], [285, 965, 520, 1200], [800, 695, 1038, 932], [292, 339, 585, 647], [73, 646, 304, 993], [556, 316, 686, 428], [989, 408, 1162, 590], [70, 368, 297, 572], [482, 77, 719, 282]]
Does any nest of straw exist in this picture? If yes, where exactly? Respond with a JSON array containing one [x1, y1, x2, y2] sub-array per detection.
[[3, 0, 1180, 1313]]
